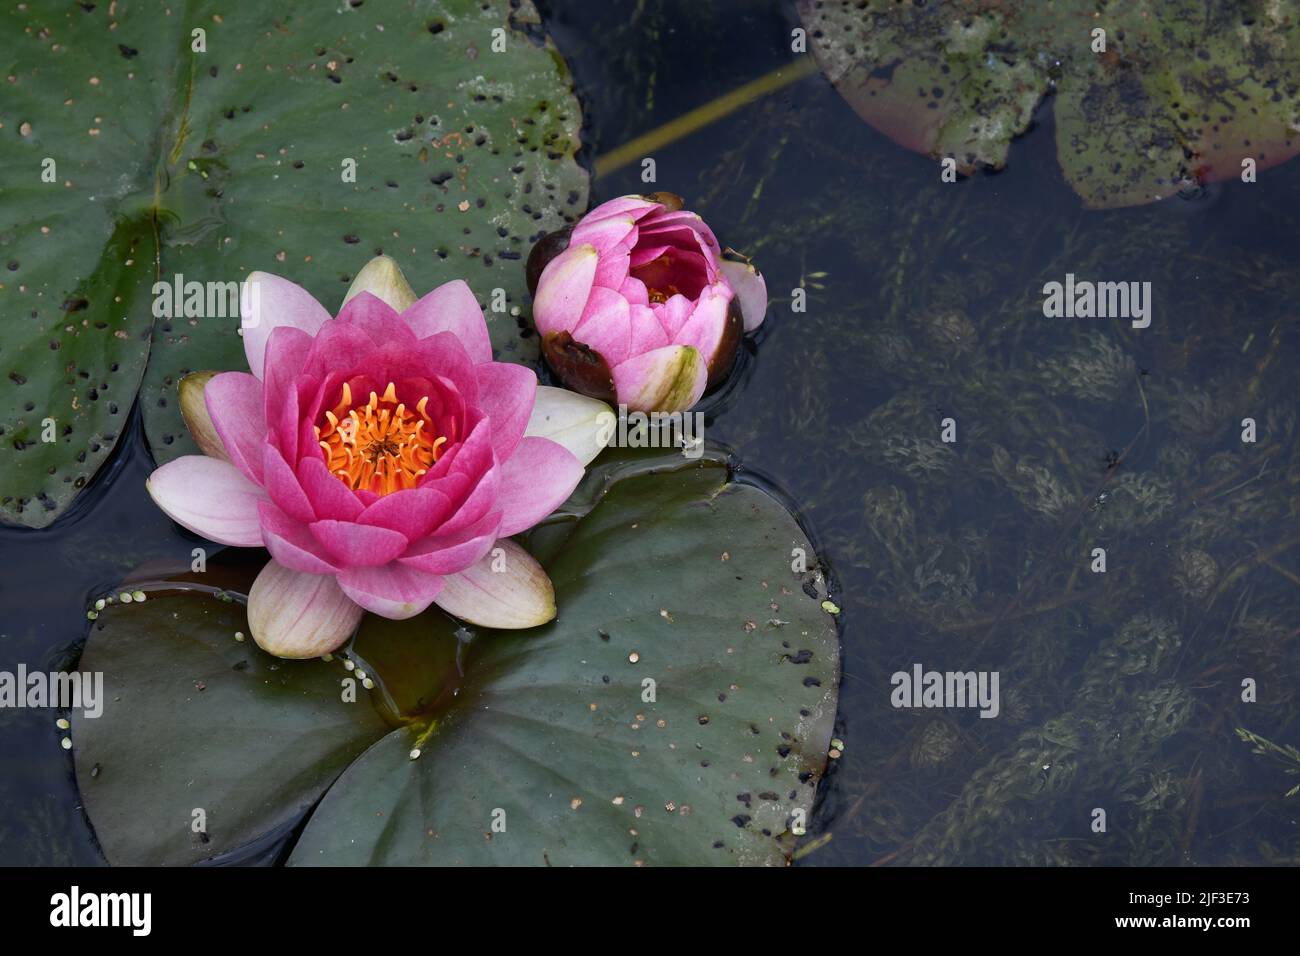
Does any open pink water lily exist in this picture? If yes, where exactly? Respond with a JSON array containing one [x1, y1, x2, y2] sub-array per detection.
[[527, 192, 767, 413], [148, 257, 611, 658]]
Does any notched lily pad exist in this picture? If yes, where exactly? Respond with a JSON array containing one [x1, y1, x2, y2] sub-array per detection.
[[343, 609, 467, 725], [72, 449, 840, 866], [799, 0, 1300, 207], [72, 585, 391, 866]]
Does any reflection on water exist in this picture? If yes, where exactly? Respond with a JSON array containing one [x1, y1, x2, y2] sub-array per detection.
[[0, 0, 1296, 866]]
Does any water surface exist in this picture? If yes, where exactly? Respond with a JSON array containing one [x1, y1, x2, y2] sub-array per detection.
[[1, 0, 1297, 866]]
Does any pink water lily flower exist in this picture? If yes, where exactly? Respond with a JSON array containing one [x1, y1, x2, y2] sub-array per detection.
[[527, 192, 767, 413], [147, 257, 610, 658]]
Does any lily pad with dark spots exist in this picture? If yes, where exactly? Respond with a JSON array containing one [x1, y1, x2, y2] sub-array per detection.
[[0, 0, 588, 526], [798, 0, 1300, 208]]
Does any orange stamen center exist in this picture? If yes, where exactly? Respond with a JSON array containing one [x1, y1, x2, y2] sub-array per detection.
[[315, 381, 446, 495]]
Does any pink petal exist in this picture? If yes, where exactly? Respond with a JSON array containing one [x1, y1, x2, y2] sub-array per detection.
[[495, 436, 584, 537], [300, 320, 377, 381], [571, 213, 638, 255], [261, 328, 314, 463], [357, 486, 453, 539], [241, 272, 331, 379], [619, 275, 650, 307], [431, 458, 499, 537], [475, 361, 537, 463], [247, 560, 363, 659], [262, 445, 315, 523], [296, 453, 364, 522], [429, 416, 495, 486], [204, 371, 266, 485], [629, 304, 671, 354], [336, 291, 419, 349], [671, 283, 732, 363], [654, 293, 696, 339], [611, 344, 708, 413], [400, 279, 492, 364], [571, 286, 633, 366], [257, 501, 340, 574], [146, 456, 267, 547], [532, 243, 598, 335], [337, 563, 444, 620], [580, 195, 660, 224], [629, 242, 678, 267], [639, 212, 723, 259], [436, 468, 496, 541], [640, 208, 721, 241], [592, 241, 632, 291], [267, 369, 308, 464], [309, 519, 410, 567], [410, 332, 479, 407], [399, 511, 502, 575]]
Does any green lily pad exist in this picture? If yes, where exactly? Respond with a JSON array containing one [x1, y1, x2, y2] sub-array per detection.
[[72, 449, 841, 866], [798, 0, 1300, 208], [72, 585, 391, 866], [0, 0, 588, 525], [289, 452, 839, 866]]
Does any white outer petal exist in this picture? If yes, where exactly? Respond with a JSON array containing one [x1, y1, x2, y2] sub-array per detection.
[[523, 386, 613, 467], [343, 255, 418, 313], [247, 560, 364, 659], [178, 371, 231, 462], [433, 539, 556, 629], [719, 259, 768, 332], [146, 455, 266, 546]]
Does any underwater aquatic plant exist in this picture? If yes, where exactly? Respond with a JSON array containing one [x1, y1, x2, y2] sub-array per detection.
[[146, 257, 609, 658], [527, 193, 767, 412]]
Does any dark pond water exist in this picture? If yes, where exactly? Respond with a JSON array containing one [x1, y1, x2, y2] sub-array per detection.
[[2, 0, 1298, 866]]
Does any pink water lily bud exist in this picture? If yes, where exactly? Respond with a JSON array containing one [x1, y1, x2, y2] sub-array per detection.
[[528, 193, 767, 413], [146, 257, 612, 658]]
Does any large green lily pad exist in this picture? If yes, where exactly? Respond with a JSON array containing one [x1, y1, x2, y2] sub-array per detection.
[[798, 0, 1300, 207], [71, 449, 841, 866], [0, 0, 587, 527], [289, 454, 839, 866]]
